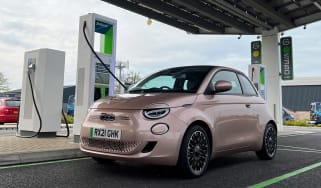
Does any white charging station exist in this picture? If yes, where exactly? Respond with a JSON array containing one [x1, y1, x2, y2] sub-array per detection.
[[248, 64, 267, 101], [18, 48, 65, 137], [73, 13, 117, 142]]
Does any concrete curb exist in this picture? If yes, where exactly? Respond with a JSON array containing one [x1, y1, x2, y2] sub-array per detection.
[[0, 124, 74, 130], [0, 149, 86, 166]]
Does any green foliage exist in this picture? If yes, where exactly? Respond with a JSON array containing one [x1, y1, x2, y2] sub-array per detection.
[[61, 114, 74, 124], [284, 119, 321, 127], [0, 72, 9, 92]]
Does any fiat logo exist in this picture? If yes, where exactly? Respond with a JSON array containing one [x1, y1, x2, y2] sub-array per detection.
[[100, 113, 115, 121]]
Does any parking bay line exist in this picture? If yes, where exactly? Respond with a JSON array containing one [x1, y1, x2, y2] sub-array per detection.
[[279, 132, 321, 138], [278, 148, 321, 154], [0, 157, 90, 170], [247, 161, 321, 188], [279, 145, 321, 152]]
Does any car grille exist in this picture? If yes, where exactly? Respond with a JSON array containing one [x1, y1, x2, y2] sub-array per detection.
[[81, 137, 142, 154]]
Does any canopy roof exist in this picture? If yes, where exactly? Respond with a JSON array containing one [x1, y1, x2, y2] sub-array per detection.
[[102, 0, 321, 34]]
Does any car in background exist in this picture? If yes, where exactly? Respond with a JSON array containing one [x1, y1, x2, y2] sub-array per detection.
[[282, 108, 294, 121], [80, 65, 277, 177], [309, 102, 321, 124], [66, 95, 75, 116], [0, 98, 20, 124]]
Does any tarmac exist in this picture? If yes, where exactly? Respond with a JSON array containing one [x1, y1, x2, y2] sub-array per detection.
[[0, 123, 321, 167]]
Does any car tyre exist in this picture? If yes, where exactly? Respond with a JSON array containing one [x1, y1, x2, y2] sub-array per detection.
[[92, 157, 115, 164], [256, 123, 277, 160], [177, 125, 211, 178]]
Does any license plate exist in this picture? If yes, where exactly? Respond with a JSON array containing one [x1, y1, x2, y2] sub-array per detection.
[[90, 127, 121, 140]]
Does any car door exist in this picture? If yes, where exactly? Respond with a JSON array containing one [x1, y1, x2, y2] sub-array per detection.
[[237, 73, 261, 147], [205, 70, 258, 152]]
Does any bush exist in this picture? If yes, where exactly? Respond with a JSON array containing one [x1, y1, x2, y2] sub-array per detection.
[[61, 113, 74, 124], [283, 119, 321, 127]]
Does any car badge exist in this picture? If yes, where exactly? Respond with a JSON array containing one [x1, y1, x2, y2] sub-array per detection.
[[100, 113, 115, 121]]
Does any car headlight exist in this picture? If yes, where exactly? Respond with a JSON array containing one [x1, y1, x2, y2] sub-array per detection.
[[143, 108, 170, 119]]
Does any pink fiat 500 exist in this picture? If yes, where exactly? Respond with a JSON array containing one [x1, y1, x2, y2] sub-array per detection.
[[80, 66, 277, 177]]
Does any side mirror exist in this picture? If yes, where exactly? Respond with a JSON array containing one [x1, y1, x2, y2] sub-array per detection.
[[205, 80, 232, 95], [215, 80, 232, 93]]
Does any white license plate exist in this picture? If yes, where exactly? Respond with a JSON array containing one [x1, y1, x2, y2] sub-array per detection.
[[90, 127, 121, 140]]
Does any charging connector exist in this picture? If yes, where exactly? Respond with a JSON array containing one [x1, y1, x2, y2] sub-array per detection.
[[27, 58, 36, 73]]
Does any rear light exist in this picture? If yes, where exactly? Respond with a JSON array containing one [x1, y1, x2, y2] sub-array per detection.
[[4, 109, 9, 115]]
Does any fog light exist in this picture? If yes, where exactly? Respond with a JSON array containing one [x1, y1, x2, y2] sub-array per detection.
[[151, 123, 169, 135]]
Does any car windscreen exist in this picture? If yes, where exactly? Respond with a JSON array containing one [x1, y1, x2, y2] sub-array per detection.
[[5, 100, 20, 107], [129, 66, 211, 93]]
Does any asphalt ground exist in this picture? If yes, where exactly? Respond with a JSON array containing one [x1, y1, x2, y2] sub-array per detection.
[[0, 131, 320, 187]]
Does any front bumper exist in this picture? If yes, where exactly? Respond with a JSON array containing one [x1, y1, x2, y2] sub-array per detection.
[[80, 108, 187, 166]]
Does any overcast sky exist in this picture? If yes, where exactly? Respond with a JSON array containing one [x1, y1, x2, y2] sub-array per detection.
[[1, 0, 321, 90]]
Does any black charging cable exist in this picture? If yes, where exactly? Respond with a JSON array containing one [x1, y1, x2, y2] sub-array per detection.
[[57, 109, 70, 137], [16, 71, 42, 138], [82, 21, 127, 90]]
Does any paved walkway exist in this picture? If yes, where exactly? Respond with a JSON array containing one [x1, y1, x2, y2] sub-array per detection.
[[0, 124, 84, 166], [0, 124, 320, 166]]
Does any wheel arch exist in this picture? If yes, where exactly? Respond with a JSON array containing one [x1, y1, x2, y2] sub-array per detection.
[[186, 120, 213, 154], [267, 120, 278, 133]]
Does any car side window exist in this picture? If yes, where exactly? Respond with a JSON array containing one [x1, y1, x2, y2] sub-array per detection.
[[209, 71, 242, 94], [238, 74, 257, 96]]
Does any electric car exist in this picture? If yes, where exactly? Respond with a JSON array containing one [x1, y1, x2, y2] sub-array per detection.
[[80, 66, 277, 177], [310, 102, 321, 124], [67, 95, 75, 116], [0, 98, 20, 125]]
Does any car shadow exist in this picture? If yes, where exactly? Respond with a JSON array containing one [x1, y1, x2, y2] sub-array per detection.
[[89, 152, 259, 180]]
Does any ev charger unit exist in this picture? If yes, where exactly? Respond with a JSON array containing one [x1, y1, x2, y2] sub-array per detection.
[[248, 64, 267, 101], [18, 49, 65, 137], [73, 13, 117, 142]]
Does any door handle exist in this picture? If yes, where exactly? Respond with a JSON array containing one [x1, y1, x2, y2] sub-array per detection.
[[245, 104, 251, 108]]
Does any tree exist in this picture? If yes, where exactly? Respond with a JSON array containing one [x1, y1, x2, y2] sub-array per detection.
[[0, 72, 9, 92], [124, 72, 141, 85]]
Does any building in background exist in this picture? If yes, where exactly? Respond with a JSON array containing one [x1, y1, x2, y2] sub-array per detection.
[[282, 77, 321, 111]]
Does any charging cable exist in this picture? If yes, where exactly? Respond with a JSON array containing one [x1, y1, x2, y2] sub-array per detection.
[[16, 70, 42, 138], [82, 21, 127, 90], [57, 109, 70, 137]]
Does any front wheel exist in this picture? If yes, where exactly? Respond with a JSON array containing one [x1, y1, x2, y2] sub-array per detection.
[[177, 125, 211, 178], [256, 123, 277, 160]]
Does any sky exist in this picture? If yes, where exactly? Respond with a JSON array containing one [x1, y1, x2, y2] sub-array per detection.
[[1, 0, 321, 90]]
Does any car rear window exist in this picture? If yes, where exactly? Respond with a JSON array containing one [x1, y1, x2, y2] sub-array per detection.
[[5, 100, 20, 107]]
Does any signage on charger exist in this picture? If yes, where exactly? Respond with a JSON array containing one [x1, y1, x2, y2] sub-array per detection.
[[95, 20, 112, 34], [280, 37, 294, 80], [251, 41, 261, 64]]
